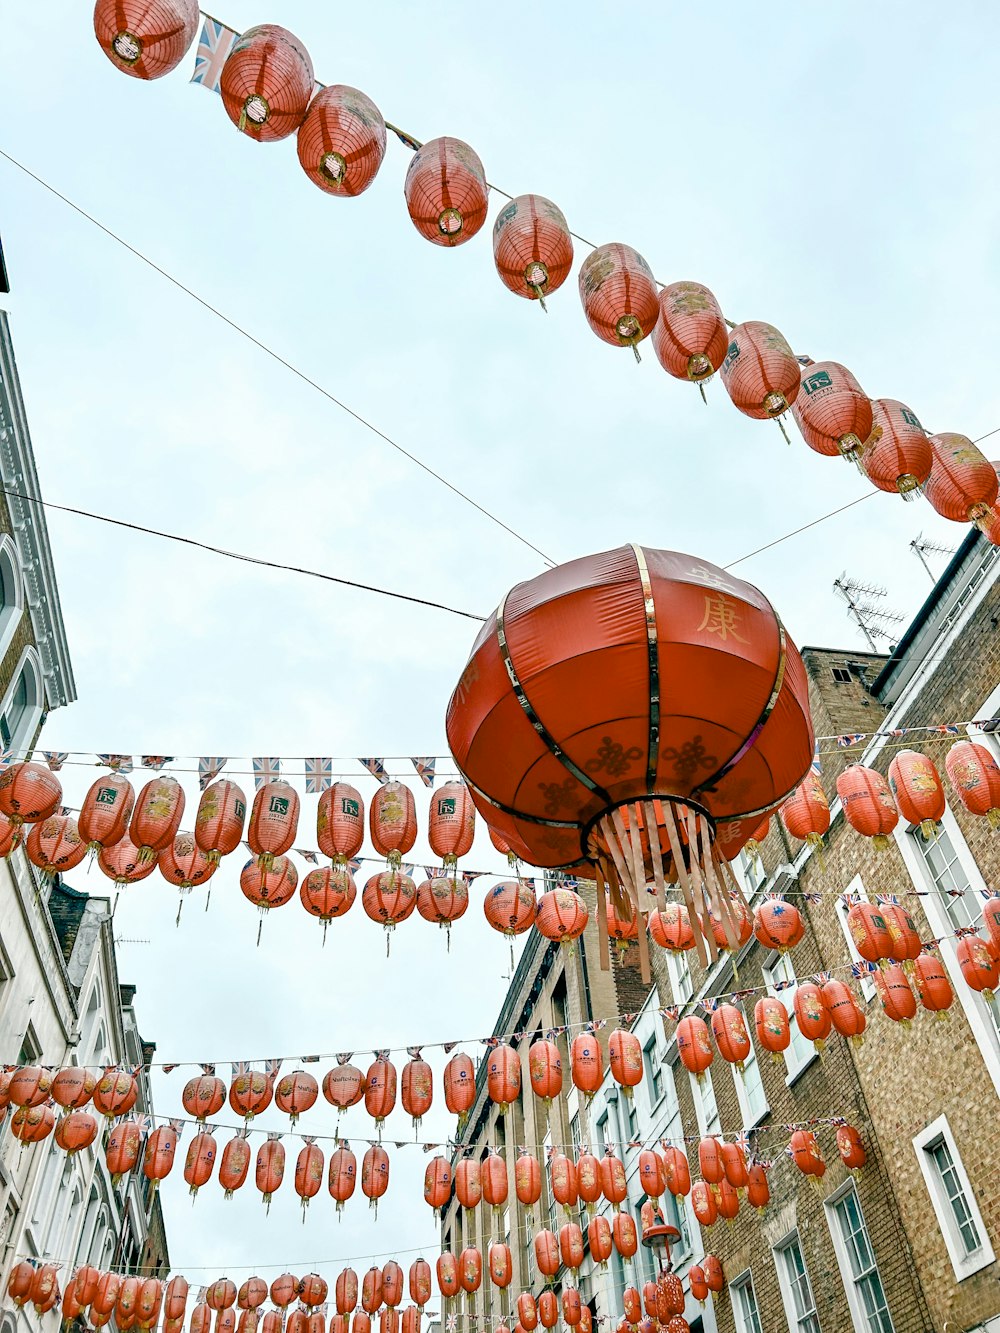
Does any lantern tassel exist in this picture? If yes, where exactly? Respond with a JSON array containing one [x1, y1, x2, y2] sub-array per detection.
[[631, 344, 642, 365], [256, 915, 263, 948], [776, 415, 791, 445], [698, 380, 708, 405], [175, 896, 184, 928]]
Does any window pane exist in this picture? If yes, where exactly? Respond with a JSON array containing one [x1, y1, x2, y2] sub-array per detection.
[[930, 1139, 981, 1254], [734, 1280, 763, 1333], [834, 1190, 894, 1333]]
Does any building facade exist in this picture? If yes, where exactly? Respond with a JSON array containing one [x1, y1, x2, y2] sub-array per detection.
[[445, 531, 999, 1333]]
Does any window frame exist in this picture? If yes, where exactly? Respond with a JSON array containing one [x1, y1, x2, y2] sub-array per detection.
[[642, 1033, 664, 1109], [763, 952, 818, 1084], [834, 874, 877, 1002], [773, 1229, 821, 1333], [731, 1026, 769, 1129], [824, 1181, 895, 1333], [666, 950, 693, 1007], [688, 1068, 720, 1137], [912, 1114, 995, 1281], [0, 645, 43, 755], [729, 1270, 764, 1333], [0, 534, 23, 666]]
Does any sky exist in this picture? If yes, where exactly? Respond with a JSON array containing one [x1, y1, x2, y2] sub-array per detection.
[[1, 0, 998, 1297]]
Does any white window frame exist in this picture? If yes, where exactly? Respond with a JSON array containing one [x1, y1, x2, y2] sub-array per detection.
[[0, 534, 23, 666], [912, 1114, 995, 1281], [764, 952, 818, 1084], [643, 1033, 664, 1110], [729, 1270, 764, 1333], [893, 806, 1000, 1100], [824, 1181, 895, 1333], [688, 1068, 720, 1136], [835, 874, 877, 1002], [732, 1028, 769, 1129], [667, 950, 693, 1006], [772, 1229, 821, 1333], [0, 645, 43, 754], [967, 681, 1000, 763]]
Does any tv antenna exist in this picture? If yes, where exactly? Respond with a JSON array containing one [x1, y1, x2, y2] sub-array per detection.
[[833, 575, 905, 652], [910, 532, 956, 583], [114, 937, 150, 947]]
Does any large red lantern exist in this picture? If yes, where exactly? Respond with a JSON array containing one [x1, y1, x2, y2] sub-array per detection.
[[143, 1123, 179, 1188], [493, 195, 574, 305], [255, 1137, 285, 1210], [648, 902, 695, 952], [888, 750, 946, 837], [458, 1248, 482, 1296], [528, 1036, 563, 1104], [880, 899, 922, 967], [25, 815, 87, 877], [416, 876, 468, 940], [578, 244, 658, 355], [789, 1130, 826, 1179], [98, 834, 159, 885], [613, 1210, 638, 1258], [863, 399, 932, 498], [428, 782, 476, 869], [652, 281, 728, 387], [52, 1066, 96, 1110], [159, 830, 216, 899], [55, 1110, 98, 1156], [443, 1052, 476, 1128], [93, 0, 199, 79], [956, 935, 999, 999], [241, 857, 298, 937], [781, 771, 830, 848], [106, 1117, 142, 1182], [710, 1003, 751, 1067], [11, 1103, 54, 1143], [435, 1253, 458, 1302], [78, 771, 135, 852], [295, 1141, 325, 1214], [9, 1065, 53, 1107], [821, 978, 865, 1040], [608, 1028, 643, 1094], [335, 1271, 359, 1316], [229, 1068, 273, 1121], [362, 1144, 390, 1213], [221, 25, 314, 142], [318, 783, 365, 864], [184, 1129, 218, 1196], [482, 1150, 508, 1210], [570, 1032, 602, 1098], [874, 964, 917, 1024], [483, 879, 537, 938], [924, 433, 998, 523], [0, 761, 62, 824], [913, 951, 954, 1015], [486, 1045, 520, 1112], [488, 1242, 512, 1289], [662, 1145, 691, 1197], [446, 546, 814, 972], [298, 85, 386, 197], [404, 137, 488, 247], [846, 900, 894, 964], [791, 361, 873, 462], [93, 1068, 138, 1119], [455, 1156, 482, 1211], [535, 888, 589, 942], [195, 779, 246, 864], [370, 782, 418, 867], [676, 1015, 713, 1077], [945, 740, 1000, 828], [408, 1262, 431, 1311], [130, 776, 184, 863], [423, 1155, 451, 1213], [516, 1148, 542, 1210], [720, 321, 800, 422], [794, 981, 832, 1049], [753, 896, 804, 951], [836, 764, 899, 849], [606, 892, 639, 954]]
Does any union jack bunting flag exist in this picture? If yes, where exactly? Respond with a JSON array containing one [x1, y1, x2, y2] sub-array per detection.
[[198, 756, 227, 790], [811, 741, 822, 776], [97, 753, 133, 772], [347, 856, 364, 877], [190, 18, 239, 93], [253, 757, 281, 789], [264, 1058, 283, 1078], [0, 749, 15, 772], [423, 865, 438, 882], [411, 756, 436, 788], [387, 121, 422, 151], [358, 757, 389, 783], [42, 751, 68, 771], [400, 862, 416, 878], [305, 757, 333, 794], [296, 848, 319, 865], [231, 1061, 250, 1080], [933, 724, 960, 735], [795, 354, 814, 366], [200, 1063, 216, 1076], [583, 1019, 607, 1032], [141, 756, 174, 769], [836, 734, 866, 748]]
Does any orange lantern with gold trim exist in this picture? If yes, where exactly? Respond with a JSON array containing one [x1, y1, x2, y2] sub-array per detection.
[[676, 1016, 713, 1077], [370, 782, 418, 866], [528, 1036, 562, 1104], [183, 1128, 217, 1197], [925, 433, 998, 523], [130, 776, 184, 863], [318, 783, 365, 865], [363, 872, 417, 946], [93, 1068, 138, 1120], [578, 244, 659, 355], [652, 282, 728, 386], [956, 935, 999, 999], [458, 1247, 482, 1297], [493, 195, 573, 305], [423, 1155, 451, 1214], [570, 1032, 602, 1098], [482, 1150, 508, 1210], [99, 834, 159, 885], [550, 1151, 578, 1213], [362, 1145, 390, 1214], [0, 761, 62, 825], [794, 981, 831, 1049], [248, 781, 299, 871], [600, 1149, 627, 1204], [483, 879, 536, 938], [791, 361, 873, 461], [195, 779, 246, 864], [328, 1143, 357, 1212], [93, 0, 199, 78], [535, 888, 589, 943], [663, 1146, 691, 1197], [401, 1053, 433, 1129], [78, 771, 136, 852], [648, 903, 695, 952], [221, 25, 313, 142], [720, 321, 800, 422], [428, 782, 476, 869], [846, 900, 894, 964], [301, 866, 357, 937], [254, 1137, 284, 1210], [408, 1260, 431, 1310], [143, 1123, 179, 1188], [323, 1058, 366, 1113], [821, 978, 865, 1041], [608, 1029, 643, 1094], [589, 1214, 613, 1267], [55, 1109, 98, 1156], [888, 750, 946, 837], [298, 85, 386, 197], [863, 399, 932, 498], [836, 764, 898, 849], [880, 900, 922, 967], [691, 1182, 717, 1227], [837, 1124, 866, 1171], [534, 1230, 559, 1281], [455, 1155, 481, 1211], [275, 1069, 319, 1125], [404, 138, 488, 247], [364, 1056, 397, 1128], [229, 1068, 273, 1121], [913, 950, 954, 1016], [753, 896, 804, 951], [710, 1004, 751, 1068], [443, 1052, 476, 1128], [747, 1162, 770, 1211], [781, 772, 829, 848], [945, 740, 1000, 828], [52, 1066, 96, 1110], [613, 1210, 638, 1258], [789, 1130, 825, 1179], [26, 815, 87, 876], [416, 876, 468, 940], [106, 1116, 142, 1182], [516, 1148, 542, 1210]]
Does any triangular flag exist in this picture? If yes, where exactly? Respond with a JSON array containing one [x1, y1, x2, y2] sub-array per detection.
[[190, 17, 238, 93], [411, 757, 437, 788]]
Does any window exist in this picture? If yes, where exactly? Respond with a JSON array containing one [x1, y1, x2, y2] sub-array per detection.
[[634, 1198, 657, 1282], [774, 1233, 820, 1333], [658, 1065, 691, 1261], [0, 649, 42, 753], [643, 1036, 663, 1107], [730, 1273, 763, 1333], [913, 1115, 995, 1280], [835, 876, 877, 1002], [764, 953, 816, 1081], [595, 1111, 609, 1149], [0, 535, 23, 665], [689, 1069, 720, 1136], [667, 951, 693, 1006], [732, 1031, 769, 1128], [827, 1185, 894, 1333], [625, 1096, 639, 1142], [738, 846, 767, 894], [832, 666, 852, 684]]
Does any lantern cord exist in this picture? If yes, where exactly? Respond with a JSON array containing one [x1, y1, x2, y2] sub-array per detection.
[[0, 482, 486, 623], [0, 149, 556, 571]]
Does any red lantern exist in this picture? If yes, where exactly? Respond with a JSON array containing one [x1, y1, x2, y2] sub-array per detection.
[[159, 831, 216, 898], [362, 872, 417, 941], [271, 1276, 300, 1311], [106, 1117, 142, 1182], [99, 834, 159, 884], [639, 1148, 665, 1197], [404, 138, 488, 247], [458, 1247, 482, 1296], [946, 740, 1000, 827], [652, 281, 728, 385], [550, 1151, 578, 1212], [576, 1150, 601, 1209], [248, 780, 300, 870], [206, 1280, 237, 1312], [10, 1103, 53, 1144], [570, 1032, 602, 1097], [528, 1037, 563, 1104], [335, 1271, 359, 1316], [323, 1057, 366, 1112], [79, 772, 135, 851], [836, 764, 899, 849], [483, 879, 536, 937], [368, 782, 417, 866], [482, 1150, 508, 1209], [913, 951, 954, 1015], [416, 876, 469, 937], [401, 1054, 433, 1128], [747, 1162, 770, 1210], [428, 781, 476, 869], [687, 1265, 708, 1304], [52, 1066, 96, 1109], [275, 1069, 319, 1125], [710, 1004, 751, 1067], [317, 783, 365, 864], [836, 1124, 867, 1171], [25, 814, 87, 876], [863, 399, 932, 498], [7, 1261, 36, 1307], [724, 1141, 757, 1190], [93, 1068, 138, 1119], [9, 1065, 52, 1107], [676, 1015, 714, 1077], [183, 1128, 217, 1196], [608, 1028, 643, 1093], [600, 1148, 627, 1204], [300, 867, 357, 936], [487, 1242, 512, 1289], [195, 779, 246, 864], [294, 1141, 324, 1215], [381, 1264, 403, 1309], [408, 1261, 431, 1310], [435, 1253, 458, 1301], [888, 750, 946, 836], [588, 1214, 613, 1266], [649, 903, 695, 952], [538, 1290, 558, 1330], [423, 1155, 451, 1213], [229, 1068, 273, 1120], [703, 1256, 724, 1293], [578, 243, 658, 353], [31, 1265, 61, 1314], [794, 981, 831, 1049], [721, 321, 799, 421], [443, 1052, 475, 1127], [956, 935, 999, 999], [663, 1146, 691, 1197], [130, 776, 184, 862], [562, 1290, 582, 1328], [791, 361, 873, 461], [534, 1229, 559, 1280], [821, 979, 865, 1040], [0, 761, 61, 824], [781, 772, 830, 847], [364, 1055, 397, 1127], [613, 1210, 638, 1258], [535, 888, 589, 942], [255, 1137, 285, 1209], [753, 896, 804, 951], [846, 900, 894, 964], [143, 1123, 179, 1187], [493, 195, 574, 305], [925, 433, 998, 523], [297, 85, 386, 197], [362, 1144, 390, 1213], [220, 25, 313, 142], [517, 1293, 538, 1331], [455, 1156, 482, 1211], [516, 1148, 542, 1209], [606, 893, 639, 953], [93, 0, 199, 78], [329, 1142, 358, 1212], [789, 1130, 825, 1178], [241, 858, 299, 927], [691, 1181, 717, 1227], [93, 1273, 123, 1321], [880, 900, 922, 967], [55, 1109, 98, 1156]]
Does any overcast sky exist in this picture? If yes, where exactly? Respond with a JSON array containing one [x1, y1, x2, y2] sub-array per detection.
[[1, 0, 996, 1293]]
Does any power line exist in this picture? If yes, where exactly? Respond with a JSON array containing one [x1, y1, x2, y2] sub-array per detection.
[[0, 149, 556, 571], [0, 483, 487, 623]]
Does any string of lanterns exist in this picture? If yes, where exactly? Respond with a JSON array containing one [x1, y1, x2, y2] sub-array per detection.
[[89, 8, 1000, 552]]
